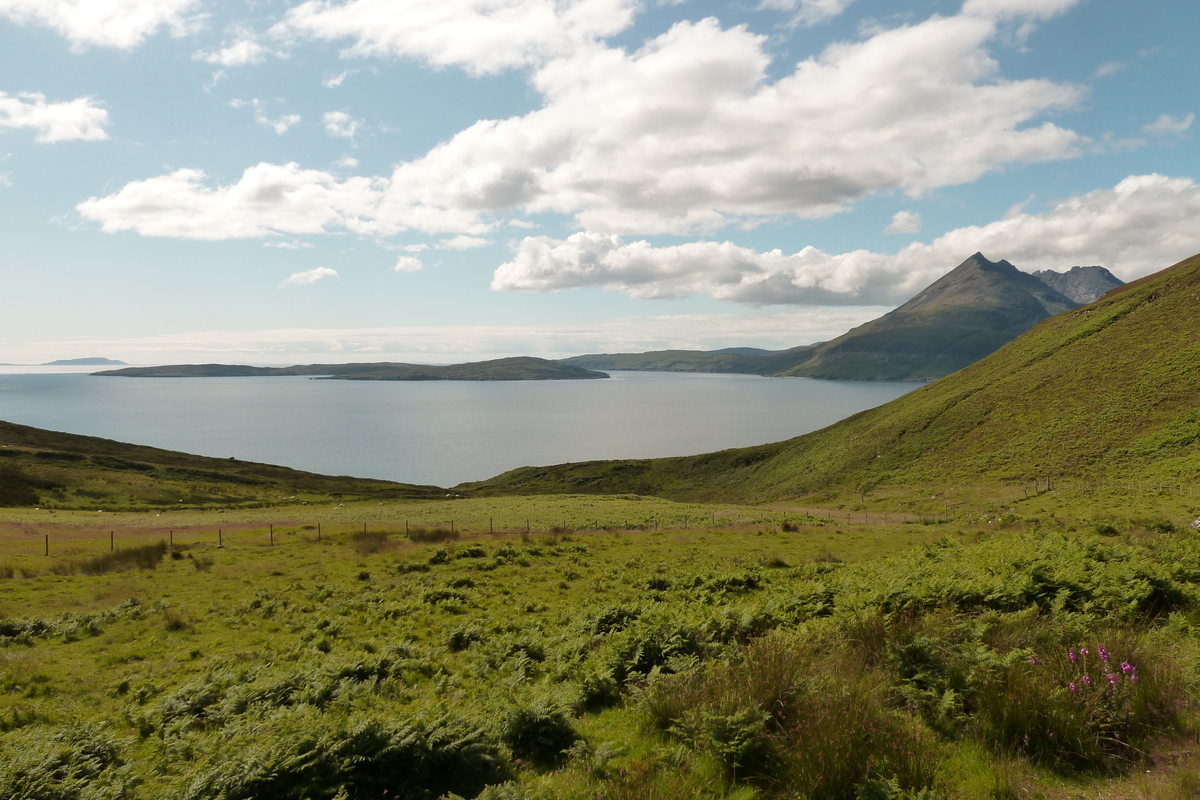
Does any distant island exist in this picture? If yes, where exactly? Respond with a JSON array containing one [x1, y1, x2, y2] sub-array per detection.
[[44, 357, 127, 366], [94, 355, 609, 381]]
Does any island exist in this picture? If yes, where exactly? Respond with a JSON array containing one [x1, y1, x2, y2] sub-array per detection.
[[93, 355, 609, 381]]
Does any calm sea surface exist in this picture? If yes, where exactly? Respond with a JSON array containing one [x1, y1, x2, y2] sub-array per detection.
[[0, 372, 917, 487]]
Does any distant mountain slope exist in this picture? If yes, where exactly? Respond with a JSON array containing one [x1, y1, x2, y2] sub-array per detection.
[[1031, 265, 1124, 305], [562, 344, 819, 375], [44, 358, 126, 366], [779, 253, 1079, 380], [564, 254, 1123, 381], [464, 252, 1200, 501], [96, 356, 608, 381], [0, 421, 443, 508]]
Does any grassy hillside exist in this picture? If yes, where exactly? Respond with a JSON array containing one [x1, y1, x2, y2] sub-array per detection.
[[0, 421, 444, 509], [97, 356, 608, 381], [465, 253, 1200, 501]]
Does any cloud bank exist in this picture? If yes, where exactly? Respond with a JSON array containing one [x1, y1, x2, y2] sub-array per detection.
[[493, 174, 1200, 304], [78, 8, 1085, 240]]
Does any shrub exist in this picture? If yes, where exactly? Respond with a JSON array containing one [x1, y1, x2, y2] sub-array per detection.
[[0, 724, 126, 800], [408, 527, 458, 544], [498, 703, 578, 768]]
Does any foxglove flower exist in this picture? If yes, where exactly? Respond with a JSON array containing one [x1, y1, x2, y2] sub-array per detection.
[[1069, 648, 1078, 664], [1082, 675, 1091, 686], [1098, 645, 1109, 661]]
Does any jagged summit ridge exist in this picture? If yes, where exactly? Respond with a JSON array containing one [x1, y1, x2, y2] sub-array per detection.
[[1031, 265, 1124, 305]]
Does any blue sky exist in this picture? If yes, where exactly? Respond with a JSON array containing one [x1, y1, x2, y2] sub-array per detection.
[[0, 0, 1197, 365]]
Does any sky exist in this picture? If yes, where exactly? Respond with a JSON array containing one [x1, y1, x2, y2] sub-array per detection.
[[0, 0, 1197, 366]]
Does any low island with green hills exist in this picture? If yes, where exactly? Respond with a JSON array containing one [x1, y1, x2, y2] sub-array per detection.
[[94, 355, 609, 382]]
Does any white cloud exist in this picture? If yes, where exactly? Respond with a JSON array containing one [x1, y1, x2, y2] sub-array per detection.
[[493, 174, 1200, 305], [1094, 61, 1125, 79], [281, 267, 339, 286], [231, 99, 300, 135], [0, 0, 203, 50], [0, 172, 12, 187], [334, 155, 359, 168], [394, 256, 423, 272], [195, 31, 280, 67], [884, 210, 921, 235], [437, 235, 491, 250], [79, 9, 1086, 240], [323, 110, 359, 138], [759, 0, 856, 27], [275, 0, 639, 76], [0, 91, 109, 142], [1143, 113, 1194, 137], [402, 243, 429, 252], [264, 240, 314, 249], [961, 0, 1082, 22]]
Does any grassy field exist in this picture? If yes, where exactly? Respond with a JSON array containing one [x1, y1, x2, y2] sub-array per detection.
[[1, 489, 1198, 800]]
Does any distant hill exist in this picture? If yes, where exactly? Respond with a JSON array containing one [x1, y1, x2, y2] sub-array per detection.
[[562, 344, 820, 375], [564, 254, 1123, 381], [44, 357, 127, 366], [464, 252, 1200, 501], [95, 356, 608, 381], [0, 421, 443, 509], [780, 253, 1081, 380], [1030, 265, 1124, 304]]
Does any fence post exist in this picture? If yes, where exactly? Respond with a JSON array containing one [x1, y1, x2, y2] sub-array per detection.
[[218, 529, 223, 548], [317, 523, 321, 542], [489, 518, 493, 534], [44, 534, 48, 556], [169, 530, 173, 547], [110, 530, 114, 552], [405, 520, 408, 536]]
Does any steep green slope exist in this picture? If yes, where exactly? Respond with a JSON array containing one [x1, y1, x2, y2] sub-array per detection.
[[781, 253, 1080, 380], [97, 356, 608, 381], [0, 421, 444, 508], [464, 253, 1200, 501]]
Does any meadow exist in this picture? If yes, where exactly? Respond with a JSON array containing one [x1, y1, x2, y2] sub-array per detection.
[[1, 490, 1198, 800]]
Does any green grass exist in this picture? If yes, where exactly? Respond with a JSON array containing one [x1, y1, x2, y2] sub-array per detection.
[[1, 490, 1198, 799]]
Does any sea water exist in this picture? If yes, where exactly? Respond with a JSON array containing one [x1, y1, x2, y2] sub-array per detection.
[[0, 371, 917, 487]]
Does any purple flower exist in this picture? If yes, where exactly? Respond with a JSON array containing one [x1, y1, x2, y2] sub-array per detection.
[[1098, 645, 1109, 661], [1068, 648, 1078, 664], [1121, 661, 1133, 674], [1108, 673, 1118, 686], [1029, 655, 1040, 666], [1080, 647, 1089, 656], [1082, 675, 1091, 686], [1068, 682, 1077, 693], [1130, 673, 1139, 682]]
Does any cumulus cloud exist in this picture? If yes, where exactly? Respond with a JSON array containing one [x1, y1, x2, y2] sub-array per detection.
[[961, 0, 1082, 22], [322, 110, 359, 138], [493, 174, 1200, 305], [438, 235, 491, 250], [394, 255, 423, 272], [84, 9, 1087, 240], [281, 267, 339, 286], [1143, 113, 1194, 137], [275, 0, 639, 75], [195, 31, 281, 67], [885, 210, 921, 235], [1094, 61, 1125, 79], [0, 91, 109, 142], [759, 0, 857, 27], [0, 0, 203, 50], [231, 99, 300, 135], [76, 162, 490, 239]]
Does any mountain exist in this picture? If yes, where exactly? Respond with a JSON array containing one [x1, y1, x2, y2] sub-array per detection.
[[0, 420, 443, 508], [95, 356, 608, 381], [43, 357, 126, 366], [564, 254, 1123, 381], [462, 252, 1200, 502], [778, 253, 1080, 380], [1030, 265, 1124, 304]]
